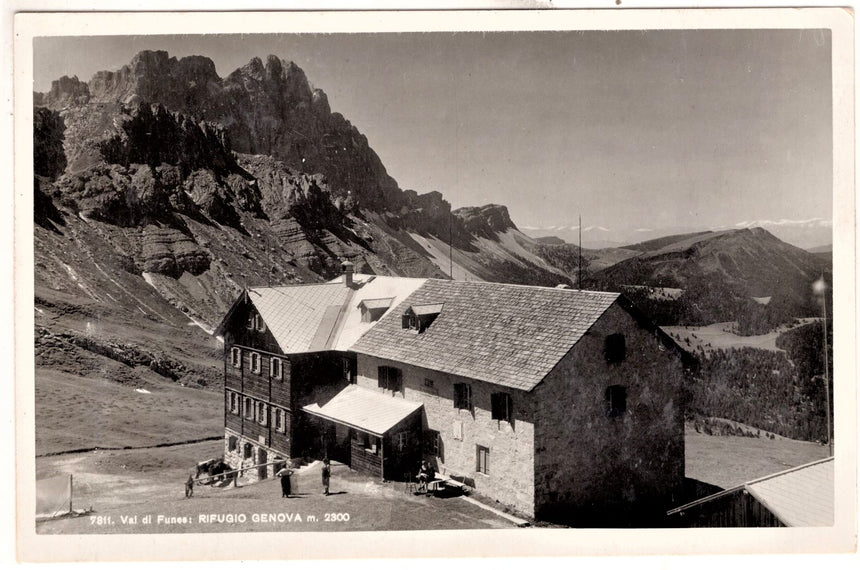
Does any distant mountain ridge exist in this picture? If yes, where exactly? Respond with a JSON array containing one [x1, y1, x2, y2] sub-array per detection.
[[521, 217, 832, 251], [581, 227, 830, 330]]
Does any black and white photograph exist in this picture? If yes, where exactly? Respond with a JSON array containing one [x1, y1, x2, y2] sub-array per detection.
[[12, 7, 857, 562]]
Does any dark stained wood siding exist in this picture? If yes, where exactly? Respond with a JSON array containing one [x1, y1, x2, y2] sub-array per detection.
[[676, 489, 785, 528], [271, 358, 291, 408], [350, 432, 383, 479], [225, 391, 242, 433], [270, 408, 292, 454], [243, 411, 269, 446], [221, 297, 354, 463], [382, 412, 423, 481], [225, 353, 242, 392], [228, 302, 283, 354]]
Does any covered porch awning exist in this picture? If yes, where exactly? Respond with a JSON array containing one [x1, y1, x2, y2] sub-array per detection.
[[302, 385, 423, 437]]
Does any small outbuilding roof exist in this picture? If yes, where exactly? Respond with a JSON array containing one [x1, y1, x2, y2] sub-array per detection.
[[351, 279, 619, 391], [302, 385, 423, 436], [745, 457, 834, 526], [668, 457, 834, 527]]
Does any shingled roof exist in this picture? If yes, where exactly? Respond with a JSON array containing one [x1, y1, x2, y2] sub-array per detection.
[[215, 275, 426, 354], [249, 283, 353, 354], [351, 280, 619, 391]]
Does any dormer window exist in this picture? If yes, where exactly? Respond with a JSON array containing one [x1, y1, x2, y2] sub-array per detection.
[[401, 303, 443, 333], [358, 298, 394, 323]]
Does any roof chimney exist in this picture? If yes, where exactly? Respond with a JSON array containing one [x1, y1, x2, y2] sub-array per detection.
[[341, 260, 354, 288]]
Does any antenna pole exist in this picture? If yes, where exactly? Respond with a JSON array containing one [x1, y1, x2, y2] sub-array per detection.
[[69, 474, 73, 514], [449, 211, 453, 280], [578, 215, 582, 290], [821, 279, 832, 455]]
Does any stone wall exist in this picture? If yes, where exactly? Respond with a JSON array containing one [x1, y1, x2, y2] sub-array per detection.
[[532, 303, 685, 525], [223, 428, 289, 484], [356, 355, 536, 517]]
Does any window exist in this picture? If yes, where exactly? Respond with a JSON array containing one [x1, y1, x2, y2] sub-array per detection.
[[401, 304, 443, 332], [362, 433, 378, 455], [250, 352, 261, 374], [378, 366, 403, 393], [271, 357, 283, 380], [454, 383, 472, 411], [243, 442, 253, 459], [274, 408, 286, 433], [342, 357, 354, 383], [396, 431, 408, 452], [228, 436, 238, 452], [424, 430, 439, 455], [604, 333, 626, 364], [476, 445, 490, 475], [227, 391, 239, 414], [244, 397, 254, 420], [247, 312, 266, 332], [605, 385, 627, 418], [256, 402, 268, 426], [491, 392, 513, 422], [424, 378, 434, 388], [452, 421, 463, 441], [230, 347, 242, 368]]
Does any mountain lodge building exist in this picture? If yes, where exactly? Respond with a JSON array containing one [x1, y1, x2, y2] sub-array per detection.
[[214, 262, 689, 522]]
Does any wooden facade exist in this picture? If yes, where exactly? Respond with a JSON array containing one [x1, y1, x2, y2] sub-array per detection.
[[220, 294, 419, 479], [221, 299, 351, 466], [671, 488, 785, 527]]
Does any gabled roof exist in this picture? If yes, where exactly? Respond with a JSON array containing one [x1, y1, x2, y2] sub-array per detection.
[[215, 274, 426, 355], [249, 284, 353, 354], [407, 303, 444, 316], [359, 298, 395, 311], [302, 385, 423, 436], [745, 457, 834, 526], [668, 457, 834, 526], [351, 279, 619, 391]]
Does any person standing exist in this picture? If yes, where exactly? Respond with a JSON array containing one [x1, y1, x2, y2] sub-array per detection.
[[321, 458, 331, 496], [185, 474, 194, 498], [277, 463, 294, 498]]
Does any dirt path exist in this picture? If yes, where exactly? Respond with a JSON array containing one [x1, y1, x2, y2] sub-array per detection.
[[35, 442, 516, 533]]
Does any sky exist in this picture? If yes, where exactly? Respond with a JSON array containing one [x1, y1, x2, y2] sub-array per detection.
[[34, 30, 833, 234]]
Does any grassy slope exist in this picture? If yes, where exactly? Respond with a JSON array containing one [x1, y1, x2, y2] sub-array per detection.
[[36, 369, 223, 455], [684, 425, 829, 490], [662, 318, 820, 355]]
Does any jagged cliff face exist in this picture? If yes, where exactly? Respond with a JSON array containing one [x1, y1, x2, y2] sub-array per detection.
[[40, 51, 402, 212], [32, 50, 574, 397]]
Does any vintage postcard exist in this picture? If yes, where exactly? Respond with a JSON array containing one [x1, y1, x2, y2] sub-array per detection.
[[13, 7, 857, 562]]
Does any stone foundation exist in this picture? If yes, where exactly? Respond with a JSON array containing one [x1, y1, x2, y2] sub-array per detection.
[[223, 429, 290, 484]]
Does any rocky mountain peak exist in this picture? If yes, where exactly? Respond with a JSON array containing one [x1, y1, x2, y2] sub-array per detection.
[[454, 204, 517, 239], [39, 75, 90, 107]]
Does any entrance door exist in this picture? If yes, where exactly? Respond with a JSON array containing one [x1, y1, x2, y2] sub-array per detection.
[[258, 448, 268, 480]]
